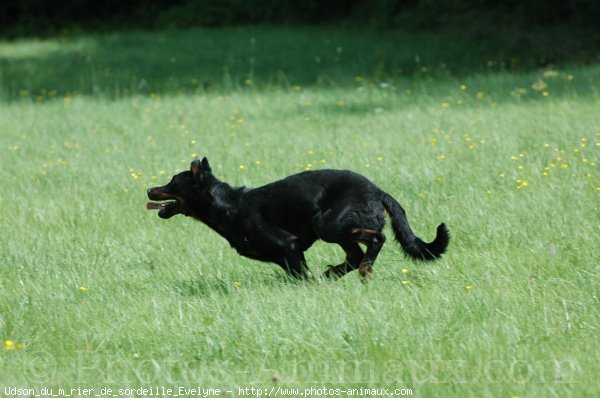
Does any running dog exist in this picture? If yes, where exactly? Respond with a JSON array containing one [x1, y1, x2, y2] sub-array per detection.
[[147, 157, 449, 279]]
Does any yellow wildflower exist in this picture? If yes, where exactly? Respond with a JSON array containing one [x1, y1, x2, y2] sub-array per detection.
[[531, 80, 548, 91]]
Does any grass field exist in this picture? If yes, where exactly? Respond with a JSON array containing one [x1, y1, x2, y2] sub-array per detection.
[[1, 26, 599, 397]]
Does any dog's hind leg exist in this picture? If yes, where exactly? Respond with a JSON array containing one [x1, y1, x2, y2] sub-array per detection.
[[314, 208, 386, 279], [322, 242, 363, 279], [354, 228, 386, 279], [320, 228, 385, 280]]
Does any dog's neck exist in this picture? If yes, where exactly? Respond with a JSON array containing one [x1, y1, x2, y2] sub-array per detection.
[[192, 180, 246, 243]]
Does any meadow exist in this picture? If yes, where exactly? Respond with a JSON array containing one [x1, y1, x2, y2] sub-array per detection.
[[0, 26, 599, 397]]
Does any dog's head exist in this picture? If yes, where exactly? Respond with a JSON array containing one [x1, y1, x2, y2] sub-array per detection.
[[146, 157, 213, 219]]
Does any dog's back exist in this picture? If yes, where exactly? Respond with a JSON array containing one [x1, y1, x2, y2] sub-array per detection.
[[250, 169, 381, 206], [241, 169, 383, 225]]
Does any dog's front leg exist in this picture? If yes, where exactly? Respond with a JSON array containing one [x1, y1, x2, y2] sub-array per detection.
[[254, 223, 314, 280], [279, 249, 314, 280]]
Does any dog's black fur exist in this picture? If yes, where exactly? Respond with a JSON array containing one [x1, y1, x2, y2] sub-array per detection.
[[147, 157, 449, 279]]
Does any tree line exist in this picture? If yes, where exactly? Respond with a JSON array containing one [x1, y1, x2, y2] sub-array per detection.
[[1, 0, 598, 35]]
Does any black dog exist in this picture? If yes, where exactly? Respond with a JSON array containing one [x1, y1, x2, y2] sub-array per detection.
[[147, 158, 449, 279]]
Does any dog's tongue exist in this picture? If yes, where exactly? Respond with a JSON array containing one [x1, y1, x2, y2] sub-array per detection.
[[146, 202, 161, 210]]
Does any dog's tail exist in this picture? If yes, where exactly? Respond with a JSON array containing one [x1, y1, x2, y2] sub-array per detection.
[[382, 193, 449, 260]]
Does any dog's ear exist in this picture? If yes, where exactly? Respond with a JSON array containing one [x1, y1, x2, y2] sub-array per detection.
[[190, 159, 202, 177], [190, 157, 212, 177], [201, 157, 212, 172]]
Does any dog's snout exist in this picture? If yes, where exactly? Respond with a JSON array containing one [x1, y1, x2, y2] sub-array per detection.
[[147, 187, 162, 198], [147, 187, 175, 201]]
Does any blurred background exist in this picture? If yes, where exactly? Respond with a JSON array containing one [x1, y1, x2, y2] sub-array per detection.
[[2, 0, 599, 37]]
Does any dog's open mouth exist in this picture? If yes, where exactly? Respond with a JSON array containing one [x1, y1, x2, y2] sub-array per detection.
[[146, 189, 184, 219], [146, 201, 182, 219]]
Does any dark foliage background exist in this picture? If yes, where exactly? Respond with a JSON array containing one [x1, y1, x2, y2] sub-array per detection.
[[1, 0, 599, 35]]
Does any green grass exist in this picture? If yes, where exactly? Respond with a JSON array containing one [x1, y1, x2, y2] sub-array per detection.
[[0, 26, 599, 397]]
